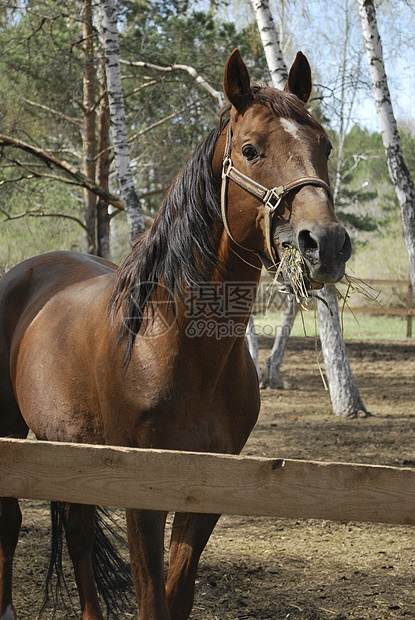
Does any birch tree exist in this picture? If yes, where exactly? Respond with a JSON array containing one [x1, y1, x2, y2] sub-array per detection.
[[1, 2, 235, 259], [251, 0, 368, 417], [247, 0, 293, 386], [250, 0, 288, 89], [100, 0, 145, 244], [358, 0, 415, 295], [96, 52, 112, 260], [331, 1, 363, 204], [82, 0, 98, 254], [317, 285, 368, 417]]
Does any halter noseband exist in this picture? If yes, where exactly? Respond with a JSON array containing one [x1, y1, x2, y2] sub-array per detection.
[[220, 121, 333, 262]]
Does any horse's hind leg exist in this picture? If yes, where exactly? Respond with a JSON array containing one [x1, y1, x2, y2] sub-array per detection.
[[0, 497, 21, 620], [0, 381, 28, 619], [63, 503, 104, 620], [166, 512, 220, 620]]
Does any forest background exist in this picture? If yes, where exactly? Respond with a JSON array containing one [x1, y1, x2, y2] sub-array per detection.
[[0, 0, 414, 291]]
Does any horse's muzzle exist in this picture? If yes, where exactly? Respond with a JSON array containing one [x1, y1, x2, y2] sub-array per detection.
[[297, 223, 352, 284]]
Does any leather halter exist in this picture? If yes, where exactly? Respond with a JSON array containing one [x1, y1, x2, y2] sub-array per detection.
[[220, 121, 333, 262]]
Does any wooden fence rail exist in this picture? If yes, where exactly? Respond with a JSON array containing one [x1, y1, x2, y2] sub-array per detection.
[[0, 438, 413, 526], [255, 277, 414, 337], [339, 279, 414, 337]]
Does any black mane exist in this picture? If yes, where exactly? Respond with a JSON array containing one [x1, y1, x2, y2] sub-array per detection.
[[110, 121, 225, 359], [110, 86, 324, 359]]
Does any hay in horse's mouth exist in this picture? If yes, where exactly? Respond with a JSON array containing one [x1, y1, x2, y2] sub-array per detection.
[[273, 245, 316, 302]]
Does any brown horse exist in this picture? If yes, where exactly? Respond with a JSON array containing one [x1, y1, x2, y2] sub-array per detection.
[[0, 50, 350, 620]]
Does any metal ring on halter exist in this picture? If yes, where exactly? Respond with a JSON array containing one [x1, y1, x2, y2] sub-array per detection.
[[222, 155, 233, 178]]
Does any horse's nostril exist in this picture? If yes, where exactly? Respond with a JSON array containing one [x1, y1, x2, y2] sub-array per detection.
[[298, 227, 352, 265], [341, 232, 352, 262], [298, 230, 320, 265], [298, 230, 318, 252]]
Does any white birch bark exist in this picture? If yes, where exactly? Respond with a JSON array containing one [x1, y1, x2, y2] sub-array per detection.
[[250, 0, 288, 89], [317, 285, 369, 418], [82, 0, 97, 255], [358, 0, 415, 294], [249, 0, 288, 387], [100, 0, 145, 245], [265, 297, 297, 388], [310, 2, 367, 417], [97, 52, 111, 260]]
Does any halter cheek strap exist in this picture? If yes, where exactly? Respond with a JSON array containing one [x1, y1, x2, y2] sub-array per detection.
[[220, 122, 333, 262]]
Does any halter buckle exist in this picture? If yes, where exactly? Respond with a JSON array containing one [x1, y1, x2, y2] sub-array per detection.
[[263, 187, 284, 213]]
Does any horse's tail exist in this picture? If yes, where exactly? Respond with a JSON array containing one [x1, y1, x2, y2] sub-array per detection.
[[40, 502, 134, 618], [92, 504, 135, 611]]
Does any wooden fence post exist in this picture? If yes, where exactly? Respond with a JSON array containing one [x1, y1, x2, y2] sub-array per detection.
[[407, 282, 413, 338]]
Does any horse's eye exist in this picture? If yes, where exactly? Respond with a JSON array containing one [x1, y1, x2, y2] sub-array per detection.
[[326, 142, 333, 160], [242, 144, 258, 162]]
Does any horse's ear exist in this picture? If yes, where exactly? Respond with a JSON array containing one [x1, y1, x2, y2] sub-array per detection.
[[223, 49, 253, 112], [284, 51, 312, 103]]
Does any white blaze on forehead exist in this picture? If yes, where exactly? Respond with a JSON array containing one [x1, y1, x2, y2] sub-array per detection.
[[280, 117, 300, 139]]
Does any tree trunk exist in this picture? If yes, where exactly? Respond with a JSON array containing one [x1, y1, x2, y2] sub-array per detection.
[[265, 297, 297, 388], [317, 285, 369, 418], [82, 0, 97, 254], [332, 1, 361, 203], [250, 0, 288, 90], [97, 53, 111, 260], [100, 0, 145, 245], [250, 0, 367, 416], [358, 0, 415, 295], [248, 0, 288, 388]]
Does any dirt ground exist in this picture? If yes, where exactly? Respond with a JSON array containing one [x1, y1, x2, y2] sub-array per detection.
[[12, 337, 415, 619]]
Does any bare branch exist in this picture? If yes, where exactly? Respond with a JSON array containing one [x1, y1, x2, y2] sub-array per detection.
[[123, 79, 159, 100], [0, 205, 87, 230], [128, 102, 196, 143], [0, 134, 123, 209], [341, 152, 381, 182], [120, 58, 225, 107], [0, 205, 96, 251], [0, 173, 33, 186], [22, 98, 83, 129]]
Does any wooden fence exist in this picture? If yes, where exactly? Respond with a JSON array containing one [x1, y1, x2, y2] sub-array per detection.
[[255, 277, 414, 337], [341, 279, 414, 338], [0, 438, 413, 526]]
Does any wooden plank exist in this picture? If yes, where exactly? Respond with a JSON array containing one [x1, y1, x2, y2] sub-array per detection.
[[0, 439, 413, 525], [259, 275, 410, 287], [340, 306, 415, 316], [346, 278, 410, 287], [253, 304, 415, 317], [407, 282, 413, 338]]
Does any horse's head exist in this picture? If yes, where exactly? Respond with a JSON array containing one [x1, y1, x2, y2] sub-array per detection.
[[215, 49, 351, 287]]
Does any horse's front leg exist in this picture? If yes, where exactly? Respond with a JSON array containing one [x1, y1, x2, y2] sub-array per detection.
[[0, 497, 21, 620], [125, 508, 169, 620], [166, 512, 220, 620], [63, 503, 104, 620]]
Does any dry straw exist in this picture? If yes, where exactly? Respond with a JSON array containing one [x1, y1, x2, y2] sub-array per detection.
[[272, 245, 311, 304], [270, 247, 381, 312]]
